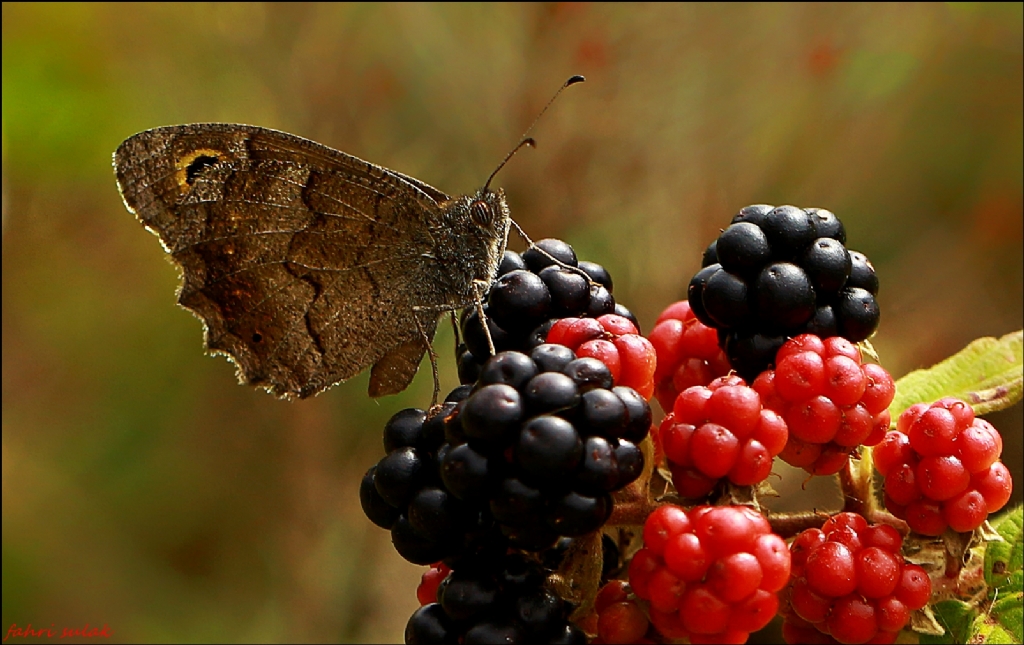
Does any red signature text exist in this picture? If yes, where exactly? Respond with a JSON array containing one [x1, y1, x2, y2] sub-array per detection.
[[4, 624, 112, 641]]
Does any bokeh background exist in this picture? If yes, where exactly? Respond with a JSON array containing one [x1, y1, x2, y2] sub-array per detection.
[[3, 3, 1022, 643]]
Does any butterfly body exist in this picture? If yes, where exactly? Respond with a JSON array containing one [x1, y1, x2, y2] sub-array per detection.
[[114, 123, 510, 399]]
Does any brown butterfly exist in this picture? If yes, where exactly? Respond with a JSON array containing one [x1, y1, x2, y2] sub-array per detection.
[[114, 123, 510, 399]]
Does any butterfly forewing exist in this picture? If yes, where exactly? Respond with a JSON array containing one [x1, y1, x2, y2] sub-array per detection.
[[114, 124, 478, 399]]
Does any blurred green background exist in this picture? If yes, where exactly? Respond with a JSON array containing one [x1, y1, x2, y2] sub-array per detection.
[[3, 3, 1021, 643]]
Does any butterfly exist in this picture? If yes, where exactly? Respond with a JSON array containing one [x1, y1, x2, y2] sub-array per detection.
[[113, 76, 583, 400], [114, 123, 510, 399]]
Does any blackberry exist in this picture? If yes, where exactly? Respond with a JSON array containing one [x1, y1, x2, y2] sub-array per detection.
[[447, 346, 650, 550], [689, 205, 880, 380], [407, 553, 587, 645], [364, 346, 650, 563], [457, 239, 635, 381]]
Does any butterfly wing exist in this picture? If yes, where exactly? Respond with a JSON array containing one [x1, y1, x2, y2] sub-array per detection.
[[114, 123, 452, 399]]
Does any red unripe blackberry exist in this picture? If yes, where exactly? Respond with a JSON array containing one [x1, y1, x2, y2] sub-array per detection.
[[707, 552, 764, 602], [904, 499, 948, 536], [956, 419, 1002, 473], [648, 605, 689, 641], [752, 533, 792, 592], [916, 455, 970, 501], [855, 547, 901, 598], [630, 504, 790, 642], [782, 512, 931, 644], [944, 489, 989, 532], [664, 532, 711, 582], [648, 567, 686, 613], [732, 589, 780, 633], [876, 596, 910, 633], [649, 300, 731, 412], [756, 334, 894, 475], [880, 398, 1013, 535], [894, 564, 931, 610], [806, 542, 857, 597], [679, 585, 732, 634], [827, 595, 878, 644], [660, 376, 788, 496]]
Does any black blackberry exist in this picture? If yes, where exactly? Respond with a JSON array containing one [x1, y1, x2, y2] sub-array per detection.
[[689, 205, 880, 380], [446, 346, 649, 550], [362, 349, 649, 563], [457, 239, 636, 381], [406, 553, 587, 645]]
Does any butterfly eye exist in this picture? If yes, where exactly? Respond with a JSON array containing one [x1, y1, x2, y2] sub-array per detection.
[[185, 154, 220, 185], [470, 200, 493, 226]]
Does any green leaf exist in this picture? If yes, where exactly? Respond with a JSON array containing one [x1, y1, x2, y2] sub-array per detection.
[[971, 507, 1024, 643], [890, 331, 1023, 419], [988, 587, 1023, 643], [920, 599, 978, 644], [986, 507, 1024, 590]]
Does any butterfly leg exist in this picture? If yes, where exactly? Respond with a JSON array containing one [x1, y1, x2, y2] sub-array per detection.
[[411, 308, 442, 411], [449, 310, 462, 363], [471, 279, 496, 357]]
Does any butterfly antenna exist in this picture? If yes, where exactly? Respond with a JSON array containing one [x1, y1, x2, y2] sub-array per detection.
[[483, 75, 586, 191]]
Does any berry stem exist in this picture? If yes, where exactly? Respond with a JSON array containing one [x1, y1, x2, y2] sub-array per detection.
[[839, 456, 870, 517], [608, 484, 660, 526], [839, 446, 911, 533], [767, 510, 828, 537]]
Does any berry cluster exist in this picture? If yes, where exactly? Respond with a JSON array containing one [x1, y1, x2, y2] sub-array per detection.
[[874, 398, 1013, 535], [781, 512, 931, 644], [627, 504, 791, 644], [648, 300, 731, 413], [658, 375, 789, 498], [356, 204, 1018, 645], [406, 553, 586, 644], [752, 334, 894, 475], [689, 205, 880, 380], [546, 313, 657, 400], [458, 239, 637, 385], [446, 346, 650, 550]]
